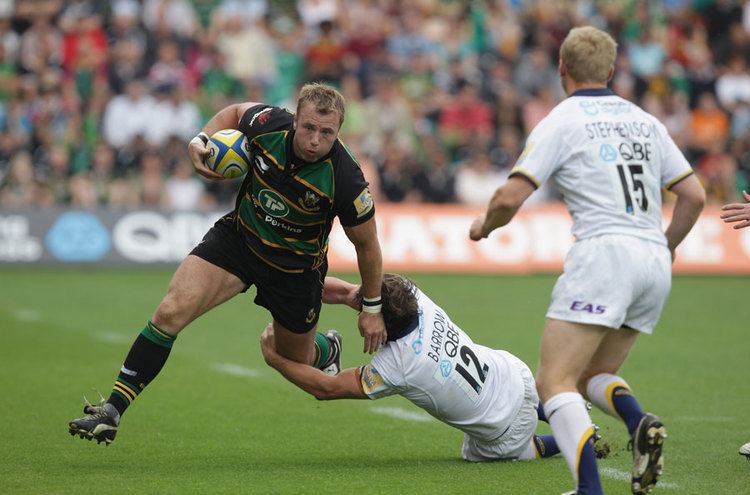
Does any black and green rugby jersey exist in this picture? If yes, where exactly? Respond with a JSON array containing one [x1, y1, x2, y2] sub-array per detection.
[[232, 104, 375, 273]]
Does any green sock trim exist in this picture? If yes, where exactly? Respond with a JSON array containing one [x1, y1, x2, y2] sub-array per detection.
[[313, 332, 331, 369], [141, 320, 176, 348]]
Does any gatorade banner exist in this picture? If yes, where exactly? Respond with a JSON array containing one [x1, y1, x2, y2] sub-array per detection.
[[1, 205, 748, 273], [327, 204, 750, 275]]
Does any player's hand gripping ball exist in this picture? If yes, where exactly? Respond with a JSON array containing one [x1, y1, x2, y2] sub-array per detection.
[[205, 129, 251, 179]]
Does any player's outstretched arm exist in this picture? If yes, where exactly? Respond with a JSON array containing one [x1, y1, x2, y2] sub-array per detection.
[[665, 174, 706, 259], [343, 218, 386, 354], [720, 191, 750, 230], [469, 176, 536, 240], [189, 101, 262, 180], [322, 277, 361, 310], [260, 325, 367, 400]]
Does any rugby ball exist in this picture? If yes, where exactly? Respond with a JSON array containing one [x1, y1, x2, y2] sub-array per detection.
[[205, 129, 251, 178]]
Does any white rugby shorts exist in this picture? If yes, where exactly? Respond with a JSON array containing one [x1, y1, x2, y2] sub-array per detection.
[[461, 353, 539, 461], [546, 234, 672, 334]]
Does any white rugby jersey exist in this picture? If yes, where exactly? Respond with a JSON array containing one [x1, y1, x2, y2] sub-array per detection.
[[360, 289, 526, 442], [510, 88, 694, 244]]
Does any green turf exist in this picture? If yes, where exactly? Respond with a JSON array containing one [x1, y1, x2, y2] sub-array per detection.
[[0, 269, 748, 494]]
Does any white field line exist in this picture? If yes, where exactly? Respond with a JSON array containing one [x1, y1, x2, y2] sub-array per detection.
[[600, 467, 678, 490], [211, 363, 261, 378], [91, 331, 131, 344], [12, 309, 41, 322], [371, 406, 435, 423]]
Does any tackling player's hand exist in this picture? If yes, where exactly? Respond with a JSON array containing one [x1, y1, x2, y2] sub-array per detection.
[[345, 284, 362, 311], [259, 323, 278, 365], [188, 136, 225, 181], [358, 311, 386, 354], [469, 214, 488, 241]]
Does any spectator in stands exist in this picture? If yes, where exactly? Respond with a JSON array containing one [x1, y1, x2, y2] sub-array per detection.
[[697, 141, 738, 204], [304, 20, 346, 86], [377, 146, 421, 204], [19, 15, 61, 74], [439, 80, 494, 152], [716, 55, 750, 112], [142, 0, 197, 40], [0, 0, 745, 209], [214, 14, 276, 85], [689, 91, 730, 155], [455, 149, 506, 207], [414, 138, 455, 204], [362, 75, 414, 157], [164, 158, 213, 211], [0, 150, 47, 207], [102, 79, 154, 149]]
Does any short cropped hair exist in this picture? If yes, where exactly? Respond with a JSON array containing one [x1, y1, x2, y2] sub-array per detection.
[[359, 274, 419, 342], [559, 26, 617, 85], [296, 83, 346, 125]]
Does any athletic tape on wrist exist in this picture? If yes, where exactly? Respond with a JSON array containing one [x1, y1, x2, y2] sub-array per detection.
[[361, 304, 382, 314], [191, 132, 209, 146]]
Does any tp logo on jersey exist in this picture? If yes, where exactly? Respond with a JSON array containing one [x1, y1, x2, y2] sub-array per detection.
[[258, 189, 289, 217], [599, 144, 618, 162]]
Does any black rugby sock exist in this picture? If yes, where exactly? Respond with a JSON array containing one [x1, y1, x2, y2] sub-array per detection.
[[107, 321, 176, 416]]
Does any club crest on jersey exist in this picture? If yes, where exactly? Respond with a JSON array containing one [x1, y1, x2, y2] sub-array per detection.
[[298, 190, 321, 212], [305, 308, 316, 324]]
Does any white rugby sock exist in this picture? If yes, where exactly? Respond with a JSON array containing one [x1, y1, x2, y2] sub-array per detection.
[[586, 373, 629, 419], [544, 392, 601, 493], [586, 372, 644, 436]]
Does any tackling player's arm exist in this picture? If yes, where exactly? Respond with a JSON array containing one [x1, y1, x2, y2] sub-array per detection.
[[322, 277, 361, 310], [344, 218, 386, 354], [260, 325, 367, 400], [664, 174, 705, 259], [469, 176, 537, 240], [188, 101, 262, 180]]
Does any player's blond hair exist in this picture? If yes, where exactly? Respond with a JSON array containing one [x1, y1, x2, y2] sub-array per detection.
[[559, 26, 617, 84], [296, 83, 346, 125]]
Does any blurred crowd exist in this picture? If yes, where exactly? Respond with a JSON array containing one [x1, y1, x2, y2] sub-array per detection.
[[0, 0, 749, 211]]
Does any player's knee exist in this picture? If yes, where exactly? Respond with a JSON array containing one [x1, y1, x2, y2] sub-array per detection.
[[536, 371, 577, 401], [152, 295, 189, 334]]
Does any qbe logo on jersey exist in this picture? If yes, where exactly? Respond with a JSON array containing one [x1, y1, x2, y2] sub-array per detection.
[[258, 189, 289, 218]]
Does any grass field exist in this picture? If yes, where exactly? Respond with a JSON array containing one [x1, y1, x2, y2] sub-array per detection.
[[0, 269, 748, 494]]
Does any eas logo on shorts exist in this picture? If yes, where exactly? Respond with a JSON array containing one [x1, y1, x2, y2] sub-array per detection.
[[258, 189, 289, 217], [570, 301, 607, 314]]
